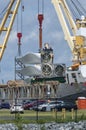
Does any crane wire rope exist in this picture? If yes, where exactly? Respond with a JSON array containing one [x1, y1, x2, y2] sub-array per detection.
[[66, 0, 86, 20], [16, 0, 24, 56], [17, 0, 24, 32], [38, 0, 44, 14], [77, 0, 86, 15], [70, 0, 86, 18], [66, 0, 78, 19], [71, 0, 83, 16], [0, 1, 10, 21], [21, 0, 23, 34], [42, 0, 44, 14], [62, 0, 76, 28], [17, 3, 23, 33]]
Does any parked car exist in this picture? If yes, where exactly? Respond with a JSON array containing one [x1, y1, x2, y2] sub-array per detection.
[[22, 100, 32, 105], [36, 100, 64, 111], [0, 102, 10, 109], [53, 102, 77, 111], [23, 100, 46, 110], [10, 104, 24, 114]]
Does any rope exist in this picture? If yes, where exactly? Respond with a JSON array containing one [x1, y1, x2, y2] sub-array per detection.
[[71, 0, 82, 16], [38, 0, 39, 14], [0, 0, 10, 20], [67, 0, 77, 18], [38, 0, 44, 14], [42, 0, 44, 14], [69, 0, 86, 18], [21, 0, 23, 33], [77, 0, 86, 15], [17, 0, 23, 33], [66, 0, 86, 20], [16, 0, 23, 56], [17, 11, 19, 33], [62, 0, 76, 21]]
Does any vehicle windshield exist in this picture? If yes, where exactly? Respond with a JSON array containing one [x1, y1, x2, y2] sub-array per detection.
[[14, 104, 22, 106]]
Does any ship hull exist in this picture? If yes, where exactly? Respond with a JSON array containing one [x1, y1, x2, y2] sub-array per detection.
[[56, 83, 86, 98]]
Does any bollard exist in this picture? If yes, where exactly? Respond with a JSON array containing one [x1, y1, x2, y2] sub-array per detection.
[[62, 108, 66, 120], [71, 108, 74, 120], [55, 109, 57, 122], [52, 109, 55, 118], [52, 108, 58, 122], [75, 109, 78, 122]]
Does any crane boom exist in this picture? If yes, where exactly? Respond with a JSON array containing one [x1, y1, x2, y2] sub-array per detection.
[[60, 0, 77, 35], [52, 0, 77, 52], [0, 0, 20, 60], [52, 0, 86, 66]]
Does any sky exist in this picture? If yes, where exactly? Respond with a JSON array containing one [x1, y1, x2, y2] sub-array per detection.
[[0, 0, 86, 83]]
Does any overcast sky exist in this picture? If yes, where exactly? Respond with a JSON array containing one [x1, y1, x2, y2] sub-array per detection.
[[0, 0, 86, 83]]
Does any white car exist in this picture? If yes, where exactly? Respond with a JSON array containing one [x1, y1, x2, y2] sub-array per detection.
[[10, 104, 24, 114], [37, 100, 64, 111]]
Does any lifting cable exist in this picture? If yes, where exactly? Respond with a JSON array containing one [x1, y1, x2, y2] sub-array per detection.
[[66, 0, 86, 20], [71, 0, 86, 17], [62, 0, 76, 21], [66, 0, 79, 19], [38, 0, 44, 49], [38, 0, 44, 14], [17, 0, 24, 56], [17, 1, 23, 33], [0, 1, 10, 21], [71, 0, 82, 17], [77, 0, 86, 15]]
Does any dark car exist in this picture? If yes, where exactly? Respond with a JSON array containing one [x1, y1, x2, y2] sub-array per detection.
[[23, 100, 46, 110], [53, 102, 77, 111], [22, 100, 32, 105], [0, 102, 10, 109]]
